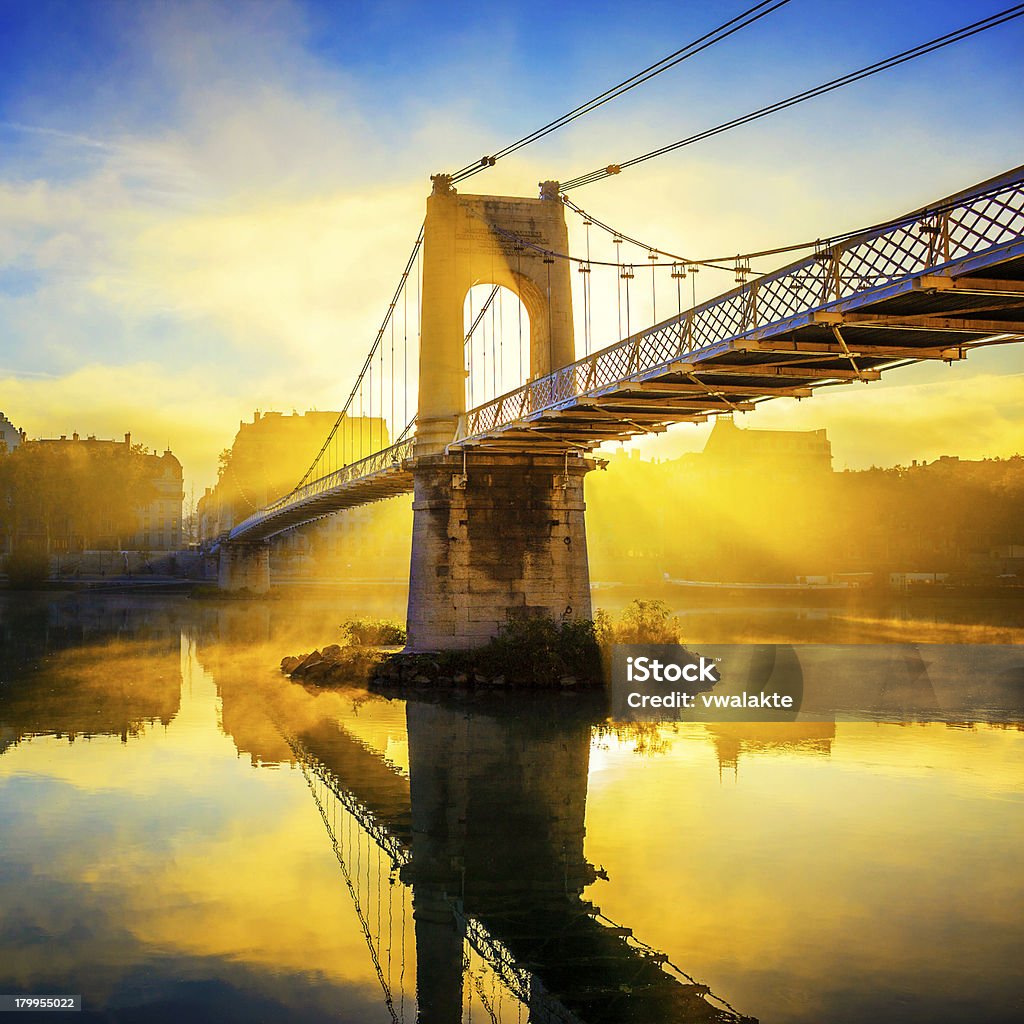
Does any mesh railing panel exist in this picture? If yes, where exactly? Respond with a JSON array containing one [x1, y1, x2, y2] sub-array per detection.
[[460, 172, 1024, 440]]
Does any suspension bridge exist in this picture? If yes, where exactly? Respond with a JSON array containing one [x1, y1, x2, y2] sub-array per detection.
[[215, 161, 1024, 648], [207, 3, 1024, 648]]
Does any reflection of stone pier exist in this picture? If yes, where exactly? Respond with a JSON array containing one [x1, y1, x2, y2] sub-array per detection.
[[287, 697, 753, 1024], [403, 701, 595, 1022]]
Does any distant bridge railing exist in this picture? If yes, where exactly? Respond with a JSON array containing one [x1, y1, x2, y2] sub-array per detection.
[[457, 165, 1024, 441], [227, 436, 416, 541]]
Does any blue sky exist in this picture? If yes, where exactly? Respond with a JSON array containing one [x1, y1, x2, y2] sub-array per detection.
[[1, 0, 1022, 488]]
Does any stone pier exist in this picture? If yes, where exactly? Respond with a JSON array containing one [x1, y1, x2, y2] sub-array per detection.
[[217, 541, 271, 594], [405, 177, 594, 649], [406, 451, 594, 651]]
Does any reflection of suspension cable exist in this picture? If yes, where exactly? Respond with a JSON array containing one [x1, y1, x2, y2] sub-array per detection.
[[297, 757, 401, 1024], [400, 884, 406, 1021], [593, 908, 749, 1019], [469, 955, 499, 1024]]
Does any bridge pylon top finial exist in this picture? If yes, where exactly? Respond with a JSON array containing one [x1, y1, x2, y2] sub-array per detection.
[[538, 180, 561, 201], [431, 173, 456, 196]]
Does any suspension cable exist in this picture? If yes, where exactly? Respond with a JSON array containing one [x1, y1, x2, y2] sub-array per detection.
[[567, 171, 1024, 266], [290, 223, 424, 494], [561, 4, 1024, 190], [465, 173, 1024, 281], [448, 0, 793, 184]]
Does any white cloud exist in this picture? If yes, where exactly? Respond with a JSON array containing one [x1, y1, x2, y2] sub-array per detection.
[[2, 0, 1022, 495]]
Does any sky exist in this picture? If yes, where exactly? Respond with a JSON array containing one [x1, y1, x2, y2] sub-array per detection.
[[1, 0, 1022, 493]]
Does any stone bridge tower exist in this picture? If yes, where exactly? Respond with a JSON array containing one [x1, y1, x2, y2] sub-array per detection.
[[408, 178, 595, 651], [416, 175, 575, 452]]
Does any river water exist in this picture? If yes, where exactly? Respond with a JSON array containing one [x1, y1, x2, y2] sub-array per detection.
[[1, 589, 1021, 1024]]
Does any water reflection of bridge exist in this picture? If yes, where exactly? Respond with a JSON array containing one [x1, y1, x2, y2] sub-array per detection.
[[285, 700, 755, 1024]]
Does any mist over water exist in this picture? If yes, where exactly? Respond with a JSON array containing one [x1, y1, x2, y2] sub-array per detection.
[[1, 591, 1021, 1023]]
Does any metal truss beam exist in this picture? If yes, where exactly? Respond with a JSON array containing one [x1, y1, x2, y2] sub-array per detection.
[[688, 363, 882, 381], [584, 397, 755, 412], [754, 339, 968, 360], [814, 311, 1024, 333], [915, 275, 1024, 296], [624, 381, 815, 398]]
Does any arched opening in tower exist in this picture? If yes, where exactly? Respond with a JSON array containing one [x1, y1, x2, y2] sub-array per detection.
[[463, 284, 532, 411]]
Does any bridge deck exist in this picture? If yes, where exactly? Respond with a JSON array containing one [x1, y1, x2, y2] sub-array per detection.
[[229, 164, 1024, 542], [456, 165, 1024, 451]]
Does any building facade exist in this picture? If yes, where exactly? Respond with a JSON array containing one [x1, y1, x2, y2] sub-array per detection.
[[199, 409, 389, 538], [0, 411, 24, 454], [698, 416, 833, 476], [0, 428, 183, 557]]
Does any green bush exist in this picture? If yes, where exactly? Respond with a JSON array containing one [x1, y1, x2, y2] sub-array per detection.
[[462, 615, 601, 686], [614, 599, 680, 644], [340, 618, 407, 646]]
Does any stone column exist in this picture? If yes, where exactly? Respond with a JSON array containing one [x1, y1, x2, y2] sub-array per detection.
[[406, 452, 594, 650], [217, 541, 271, 594]]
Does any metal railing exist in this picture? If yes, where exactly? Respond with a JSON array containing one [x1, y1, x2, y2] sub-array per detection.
[[228, 436, 416, 541], [458, 166, 1024, 440]]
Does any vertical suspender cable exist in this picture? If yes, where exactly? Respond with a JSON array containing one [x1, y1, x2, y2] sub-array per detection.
[[517, 247, 524, 382], [403, 278, 408, 435], [615, 238, 623, 338], [390, 301, 395, 446], [381, 328, 385, 449], [468, 288, 474, 407], [585, 219, 592, 355]]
